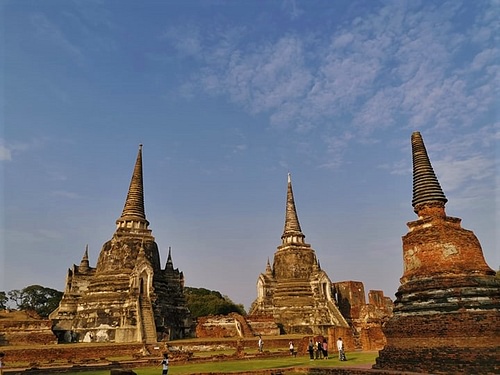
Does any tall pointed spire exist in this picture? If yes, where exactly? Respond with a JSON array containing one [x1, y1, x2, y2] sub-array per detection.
[[166, 247, 173, 269], [79, 245, 90, 270], [411, 132, 448, 213], [121, 144, 146, 220], [116, 145, 150, 233], [281, 173, 305, 244]]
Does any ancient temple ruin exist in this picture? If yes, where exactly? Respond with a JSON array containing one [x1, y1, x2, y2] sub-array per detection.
[[249, 173, 348, 335], [374, 132, 500, 374], [50, 145, 192, 343], [332, 282, 393, 351]]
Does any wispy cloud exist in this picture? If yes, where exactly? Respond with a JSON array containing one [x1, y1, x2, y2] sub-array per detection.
[[30, 13, 84, 64], [0, 144, 12, 161], [163, 24, 203, 58], [281, 0, 304, 21], [0, 139, 37, 162], [52, 190, 81, 199], [434, 155, 495, 193], [166, 2, 497, 137], [162, 1, 498, 210]]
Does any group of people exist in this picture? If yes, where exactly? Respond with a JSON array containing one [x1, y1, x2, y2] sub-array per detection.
[[307, 338, 330, 360], [307, 337, 347, 361]]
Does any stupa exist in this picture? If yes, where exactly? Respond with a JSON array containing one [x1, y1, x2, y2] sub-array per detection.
[[249, 173, 348, 335], [50, 145, 192, 343], [374, 132, 499, 374]]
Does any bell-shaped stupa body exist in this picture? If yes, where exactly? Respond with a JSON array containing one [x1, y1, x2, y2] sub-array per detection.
[[50, 145, 192, 343], [374, 132, 499, 374], [249, 174, 348, 335]]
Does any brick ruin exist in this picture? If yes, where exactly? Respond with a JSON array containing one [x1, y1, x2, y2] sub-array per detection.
[[195, 313, 280, 338], [248, 173, 386, 337], [0, 310, 56, 346], [332, 282, 392, 351], [373, 132, 500, 374], [49, 145, 192, 343]]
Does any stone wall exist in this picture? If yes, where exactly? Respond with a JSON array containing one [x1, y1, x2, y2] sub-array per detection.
[[328, 327, 354, 352], [0, 343, 151, 365], [332, 281, 365, 320], [0, 311, 57, 346], [246, 315, 281, 336], [196, 314, 247, 338], [195, 314, 280, 338]]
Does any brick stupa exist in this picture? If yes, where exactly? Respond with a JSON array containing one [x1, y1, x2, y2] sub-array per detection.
[[50, 145, 192, 343], [374, 132, 500, 374], [249, 173, 348, 335]]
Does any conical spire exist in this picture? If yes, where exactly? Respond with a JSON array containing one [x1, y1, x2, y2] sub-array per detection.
[[411, 132, 448, 211], [116, 145, 150, 233], [165, 247, 174, 271], [281, 173, 305, 244], [121, 144, 146, 220], [265, 258, 273, 274], [80, 245, 90, 270]]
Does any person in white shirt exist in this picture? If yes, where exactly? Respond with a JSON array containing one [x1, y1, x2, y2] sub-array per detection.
[[337, 337, 347, 361]]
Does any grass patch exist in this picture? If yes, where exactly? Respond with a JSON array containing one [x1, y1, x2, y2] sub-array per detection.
[[60, 352, 377, 374]]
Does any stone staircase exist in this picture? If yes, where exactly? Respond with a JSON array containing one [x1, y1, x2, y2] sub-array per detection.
[[138, 296, 157, 343]]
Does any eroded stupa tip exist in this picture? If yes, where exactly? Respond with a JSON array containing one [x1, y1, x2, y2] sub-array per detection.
[[411, 132, 448, 211]]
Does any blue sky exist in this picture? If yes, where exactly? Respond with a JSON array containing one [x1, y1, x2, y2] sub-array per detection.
[[1, 0, 498, 310]]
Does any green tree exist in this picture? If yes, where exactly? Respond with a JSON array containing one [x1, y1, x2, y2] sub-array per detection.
[[7, 289, 25, 308], [0, 291, 7, 310], [9, 285, 63, 317], [185, 287, 246, 318]]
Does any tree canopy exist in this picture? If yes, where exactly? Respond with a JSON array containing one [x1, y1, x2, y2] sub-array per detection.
[[6, 285, 63, 317], [0, 291, 7, 310], [184, 287, 246, 318], [1, 284, 246, 319]]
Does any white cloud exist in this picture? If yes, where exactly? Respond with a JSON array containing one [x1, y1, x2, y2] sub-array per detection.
[[332, 33, 354, 49], [471, 48, 498, 71], [164, 1, 498, 179], [52, 190, 81, 199], [281, 0, 304, 21], [434, 155, 495, 193], [0, 139, 34, 162], [0, 144, 12, 161], [163, 24, 202, 58]]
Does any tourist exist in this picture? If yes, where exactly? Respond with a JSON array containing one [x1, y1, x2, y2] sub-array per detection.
[[316, 340, 323, 359], [258, 335, 263, 352], [160, 353, 169, 375], [337, 337, 347, 361], [308, 339, 314, 360], [322, 338, 328, 359], [289, 341, 294, 356]]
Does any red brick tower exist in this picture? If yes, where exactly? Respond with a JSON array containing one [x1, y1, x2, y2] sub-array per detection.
[[374, 132, 500, 374]]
